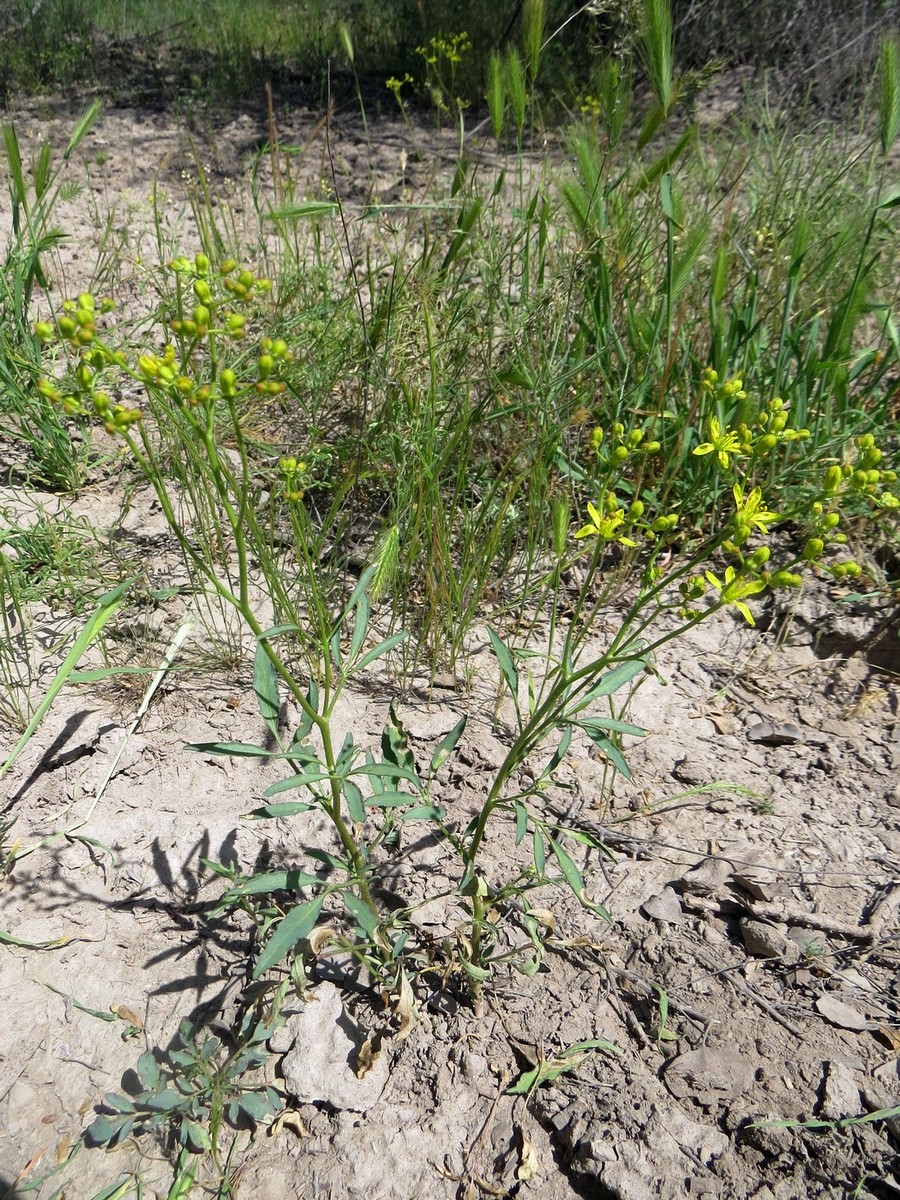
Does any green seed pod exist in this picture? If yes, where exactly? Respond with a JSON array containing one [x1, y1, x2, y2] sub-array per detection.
[[58, 316, 77, 338], [770, 570, 802, 588], [75, 362, 93, 388], [193, 305, 211, 327], [76, 328, 94, 344], [33, 321, 55, 341], [257, 354, 275, 380], [77, 292, 95, 312], [219, 258, 237, 275], [238, 269, 255, 289]]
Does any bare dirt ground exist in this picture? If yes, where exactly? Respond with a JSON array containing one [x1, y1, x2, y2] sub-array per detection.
[[1, 94, 899, 1200]]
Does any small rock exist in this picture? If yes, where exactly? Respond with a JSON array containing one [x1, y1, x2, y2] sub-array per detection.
[[673, 757, 706, 785], [747, 721, 805, 746], [640, 886, 683, 924], [679, 857, 734, 894], [280, 982, 389, 1111], [820, 1061, 863, 1120]]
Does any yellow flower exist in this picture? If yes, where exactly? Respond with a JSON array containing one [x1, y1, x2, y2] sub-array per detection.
[[704, 565, 767, 625], [693, 416, 742, 470], [574, 502, 637, 547], [732, 484, 779, 535]]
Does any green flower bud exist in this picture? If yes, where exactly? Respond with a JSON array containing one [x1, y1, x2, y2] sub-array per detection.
[[193, 305, 211, 327], [194, 253, 210, 275], [220, 369, 237, 397], [257, 354, 274, 380], [238, 269, 255, 290], [749, 546, 771, 568], [33, 321, 55, 341], [804, 537, 824, 561], [58, 316, 77, 338], [612, 445, 628, 464], [823, 465, 843, 494], [77, 292, 95, 311], [193, 280, 212, 303], [821, 512, 840, 530], [219, 258, 237, 275]]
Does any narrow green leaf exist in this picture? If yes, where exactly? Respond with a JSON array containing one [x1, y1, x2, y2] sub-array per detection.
[[354, 631, 408, 673], [247, 801, 314, 818], [44, 982, 117, 1020], [430, 713, 467, 773], [188, 741, 275, 758], [539, 726, 573, 780], [348, 593, 370, 663], [514, 802, 528, 846], [365, 790, 420, 808], [575, 657, 647, 708], [549, 836, 585, 896], [252, 893, 326, 979], [342, 891, 380, 939], [253, 642, 281, 739], [225, 869, 321, 895], [343, 779, 366, 823], [580, 716, 647, 738], [488, 627, 519, 708], [399, 804, 446, 821], [533, 827, 546, 875], [0, 928, 69, 949], [0, 575, 136, 780], [581, 728, 633, 779]]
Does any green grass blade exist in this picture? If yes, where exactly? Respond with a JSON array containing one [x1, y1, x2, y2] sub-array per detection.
[[0, 577, 135, 781]]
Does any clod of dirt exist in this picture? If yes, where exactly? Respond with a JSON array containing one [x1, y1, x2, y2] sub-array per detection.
[[814, 994, 870, 1031], [820, 1060, 863, 1119], [663, 1047, 757, 1104], [279, 983, 389, 1111], [740, 918, 800, 963]]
